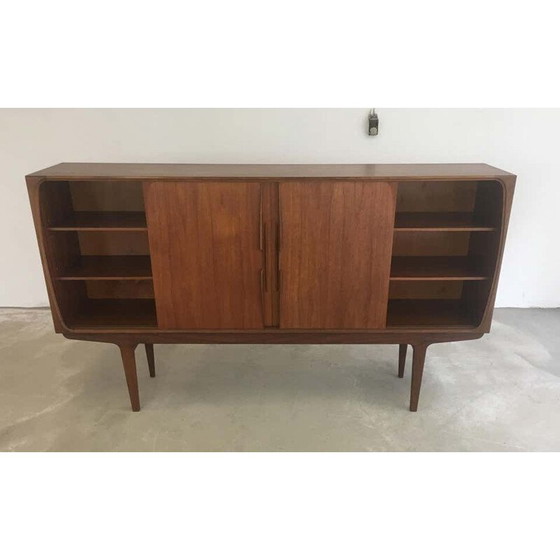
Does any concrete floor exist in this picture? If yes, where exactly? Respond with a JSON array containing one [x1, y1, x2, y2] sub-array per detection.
[[0, 308, 559, 451]]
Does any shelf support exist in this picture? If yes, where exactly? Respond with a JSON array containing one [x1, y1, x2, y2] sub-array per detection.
[[410, 344, 429, 412], [119, 344, 140, 411]]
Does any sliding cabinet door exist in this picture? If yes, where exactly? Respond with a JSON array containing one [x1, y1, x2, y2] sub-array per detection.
[[279, 181, 396, 329], [144, 181, 264, 329]]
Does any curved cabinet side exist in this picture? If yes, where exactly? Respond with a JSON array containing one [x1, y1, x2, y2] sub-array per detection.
[[478, 176, 516, 331], [26, 177, 66, 332]]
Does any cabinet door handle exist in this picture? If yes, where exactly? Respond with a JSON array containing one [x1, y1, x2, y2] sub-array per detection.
[[260, 268, 267, 295], [259, 189, 263, 250], [276, 222, 281, 292], [263, 227, 269, 292]]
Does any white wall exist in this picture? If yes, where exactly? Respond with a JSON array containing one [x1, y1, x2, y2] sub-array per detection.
[[1, 108, 558, 308]]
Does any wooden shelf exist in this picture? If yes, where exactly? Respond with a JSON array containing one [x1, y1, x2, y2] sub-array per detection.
[[68, 299, 157, 329], [58, 256, 152, 280], [394, 212, 495, 231], [49, 211, 147, 231], [386, 300, 477, 328], [390, 256, 488, 281]]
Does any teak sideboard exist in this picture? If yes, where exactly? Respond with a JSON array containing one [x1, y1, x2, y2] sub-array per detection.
[[27, 163, 515, 412]]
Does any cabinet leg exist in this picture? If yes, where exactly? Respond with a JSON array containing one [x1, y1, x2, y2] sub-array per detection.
[[398, 344, 407, 378], [119, 344, 140, 412], [145, 344, 156, 378], [410, 344, 428, 412]]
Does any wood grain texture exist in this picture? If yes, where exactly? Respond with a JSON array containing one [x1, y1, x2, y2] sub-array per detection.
[[410, 344, 429, 412], [119, 345, 140, 411], [392, 231, 471, 257], [70, 181, 145, 211], [279, 181, 397, 329], [388, 280, 463, 300], [38, 183, 87, 327], [390, 256, 488, 280], [28, 163, 515, 180], [396, 181, 477, 212], [85, 279, 154, 299], [68, 330, 484, 345], [49, 211, 147, 231], [77, 231, 150, 256], [145, 344, 156, 377], [394, 212, 495, 231], [398, 344, 407, 378], [27, 178, 65, 332], [144, 181, 264, 329], [462, 183, 504, 325]]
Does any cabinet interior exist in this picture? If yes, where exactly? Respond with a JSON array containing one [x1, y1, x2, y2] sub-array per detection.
[[387, 180, 503, 328], [39, 179, 503, 330], [40, 180, 157, 328]]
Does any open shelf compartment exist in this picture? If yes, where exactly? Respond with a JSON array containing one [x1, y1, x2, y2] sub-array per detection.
[[49, 211, 147, 231], [387, 299, 478, 328], [390, 256, 489, 281], [386, 279, 489, 329], [394, 212, 496, 231], [44, 180, 148, 229], [387, 180, 503, 328], [66, 298, 157, 329], [40, 180, 157, 329], [58, 256, 153, 280]]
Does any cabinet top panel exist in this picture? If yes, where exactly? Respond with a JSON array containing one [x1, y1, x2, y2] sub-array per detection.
[[28, 162, 515, 180]]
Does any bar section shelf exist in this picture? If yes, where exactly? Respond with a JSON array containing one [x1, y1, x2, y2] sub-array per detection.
[[394, 212, 496, 231], [67, 299, 157, 329], [386, 300, 477, 328]]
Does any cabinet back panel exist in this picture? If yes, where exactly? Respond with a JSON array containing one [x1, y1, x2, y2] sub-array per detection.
[[279, 181, 396, 329], [145, 181, 264, 329], [396, 181, 477, 212], [86, 279, 155, 299], [78, 231, 150, 255], [70, 181, 145, 211], [392, 231, 471, 256], [389, 281, 463, 300]]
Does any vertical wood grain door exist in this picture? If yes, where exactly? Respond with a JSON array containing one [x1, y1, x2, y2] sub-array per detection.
[[279, 181, 397, 329], [144, 181, 264, 329]]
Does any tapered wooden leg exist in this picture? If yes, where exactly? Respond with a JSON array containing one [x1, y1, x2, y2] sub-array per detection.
[[145, 344, 155, 378], [410, 344, 428, 412], [119, 344, 140, 411], [398, 344, 407, 378]]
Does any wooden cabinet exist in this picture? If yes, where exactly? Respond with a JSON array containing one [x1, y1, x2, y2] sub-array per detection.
[[27, 163, 515, 412]]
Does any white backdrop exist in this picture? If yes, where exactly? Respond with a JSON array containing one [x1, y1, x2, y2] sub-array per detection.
[[1, 108, 558, 308]]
